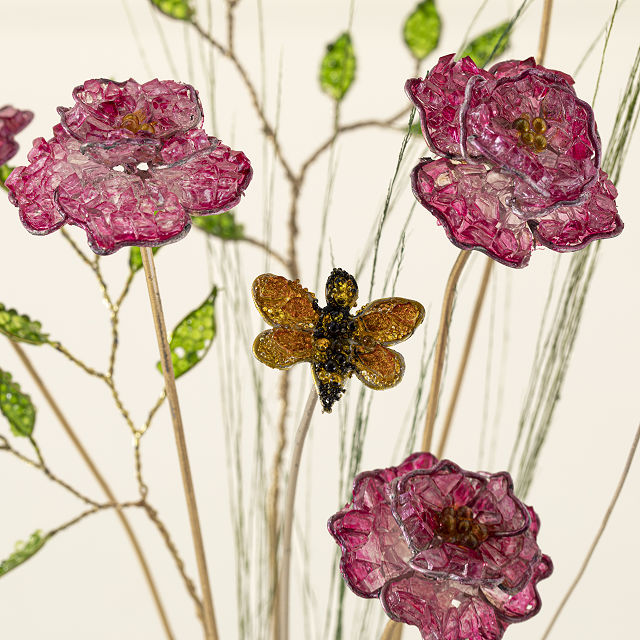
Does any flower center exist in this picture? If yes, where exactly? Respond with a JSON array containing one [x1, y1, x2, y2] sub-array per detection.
[[434, 505, 489, 550], [512, 113, 548, 153], [121, 110, 157, 134]]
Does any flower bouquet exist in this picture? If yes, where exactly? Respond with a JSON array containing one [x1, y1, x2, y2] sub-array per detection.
[[1, 1, 638, 639]]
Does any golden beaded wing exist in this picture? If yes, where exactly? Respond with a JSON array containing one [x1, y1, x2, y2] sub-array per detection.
[[252, 274, 319, 370], [351, 298, 425, 390]]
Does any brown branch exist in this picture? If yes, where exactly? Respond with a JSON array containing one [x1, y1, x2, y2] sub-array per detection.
[[7, 340, 175, 640], [1, 435, 99, 507], [144, 501, 204, 622], [240, 236, 289, 270], [190, 19, 297, 185], [298, 106, 411, 181]]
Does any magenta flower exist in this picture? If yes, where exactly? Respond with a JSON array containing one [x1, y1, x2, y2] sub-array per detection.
[[6, 79, 252, 255], [406, 55, 622, 267], [0, 105, 33, 165], [328, 453, 552, 640]]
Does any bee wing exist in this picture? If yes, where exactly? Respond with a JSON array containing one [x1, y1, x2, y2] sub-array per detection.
[[252, 328, 314, 370], [353, 344, 405, 390], [252, 274, 319, 329], [354, 298, 425, 345]]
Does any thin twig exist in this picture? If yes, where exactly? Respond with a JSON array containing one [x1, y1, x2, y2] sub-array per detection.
[[7, 339, 175, 640], [541, 421, 640, 639], [299, 107, 410, 181], [48, 341, 106, 379], [421, 250, 471, 452], [144, 501, 205, 621], [437, 257, 493, 458], [241, 236, 289, 270], [278, 388, 318, 640], [48, 500, 143, 538], [1, 436, 98, 507], [140, 246, 218, 640]]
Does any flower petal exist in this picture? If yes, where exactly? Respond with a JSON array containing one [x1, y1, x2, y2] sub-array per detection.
[[406, 54, 489, 158], [380, 573, 504, 640], [149, 138, 253, 214], [5, 127, 78, 235], [0, 105, 34, 136], [465, 69, 600, 213], [61, 78, 203, 143], [55, 169, 190, 255], [531, 169, 623, 251], [482, 554, 553, 624], [328, 454, 438, 598], [411, 158, 533, 268]]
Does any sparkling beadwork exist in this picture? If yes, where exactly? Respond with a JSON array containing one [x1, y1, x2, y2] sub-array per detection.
[[328, 453, 553, 640], [406, 55, 623, 267], [5, 79, 252, 255], [252, 269, 425, 412]]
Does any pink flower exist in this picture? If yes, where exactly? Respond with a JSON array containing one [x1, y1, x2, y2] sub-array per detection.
[[6, 79, 252, 255], [328, 453, 552, 640], [0, 105, 33, 165], [406, 55, 622, 267]]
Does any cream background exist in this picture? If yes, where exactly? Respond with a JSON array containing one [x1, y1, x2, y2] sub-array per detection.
[[0, 1, 639, 639]]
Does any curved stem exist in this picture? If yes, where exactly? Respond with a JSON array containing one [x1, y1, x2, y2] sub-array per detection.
[[278, 388, 318, 640], [140, 247, 218, 640], [380, 619, 404, 640], [541, 421, 640, 639], [268, 371, 290, 640], [8, 339, 175, 640], [537, 0, 554, 65], [437, 257, 493, 458], [421, 250, 471, 452]]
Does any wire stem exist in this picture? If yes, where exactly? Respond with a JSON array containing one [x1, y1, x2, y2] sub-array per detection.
[[541, 421, 640, 639], [437, 257, 493, 458], [537, 0, 554, 65], [421, 250, 471, 452], [140, 247, 218, 640], [8, 339, 174, 640], [278, 388, 318, 640]]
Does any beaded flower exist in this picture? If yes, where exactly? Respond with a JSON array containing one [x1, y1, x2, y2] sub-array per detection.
[[6, 79, 252, 255], [0, 105, 33, 165], [406, 55, 622, 267], [251, 268, 425, 412], [328, 452, 552, 640]]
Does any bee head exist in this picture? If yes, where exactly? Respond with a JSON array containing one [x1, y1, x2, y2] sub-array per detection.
[[325, 268, 358, 308]]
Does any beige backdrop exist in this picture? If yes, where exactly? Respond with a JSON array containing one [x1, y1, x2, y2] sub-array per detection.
[[1, 1, 638, 639]]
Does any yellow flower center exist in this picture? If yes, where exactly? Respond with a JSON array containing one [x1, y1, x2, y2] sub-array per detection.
[[121, 110, 156, 134], [434, 505, 489, 550], [512, 113, 548, 152]]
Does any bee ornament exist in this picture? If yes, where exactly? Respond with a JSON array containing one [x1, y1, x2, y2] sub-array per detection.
[[252, 268, 425, 412]]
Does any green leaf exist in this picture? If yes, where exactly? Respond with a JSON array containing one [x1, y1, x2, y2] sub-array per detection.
[[129, 246, 159, 274], [0, 303, 48, 345], [192, 211, 244, 240], [0, 368, 36, 438], [159, 286, 218, 379], [0, 531, 48, 578], [403, 1, 441, 60], [461, 21, 511, 67], [408, 121, 423, 136], [319, 33, 356, 101], [149, 0, 194, 20], [0, 165, 13, 191]]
